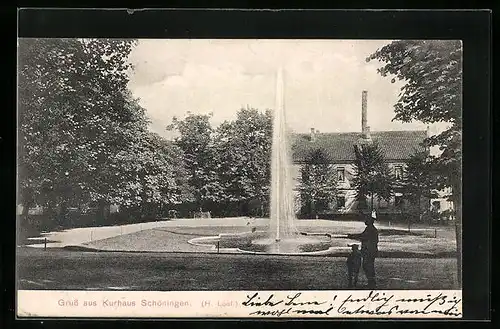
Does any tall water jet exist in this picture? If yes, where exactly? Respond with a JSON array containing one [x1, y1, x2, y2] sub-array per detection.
[[189, 67, 355, 254], [269, 67, 299, 242]]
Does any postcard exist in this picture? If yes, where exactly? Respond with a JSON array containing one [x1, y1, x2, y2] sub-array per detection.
[[17, 37, 463, 319]]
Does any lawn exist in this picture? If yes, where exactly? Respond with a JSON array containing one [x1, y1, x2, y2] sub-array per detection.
[[82, 219, 457, 256], [17, 248, 459, 291]]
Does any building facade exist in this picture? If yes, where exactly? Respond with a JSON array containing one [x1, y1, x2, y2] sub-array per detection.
[[289, 91, 452, 218], [290, 130, 428, 216]]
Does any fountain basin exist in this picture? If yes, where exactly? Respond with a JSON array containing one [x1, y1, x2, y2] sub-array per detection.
[[188, 231, 359, 255], [245, 236, 330, 253], [188, 231, 267, 249]]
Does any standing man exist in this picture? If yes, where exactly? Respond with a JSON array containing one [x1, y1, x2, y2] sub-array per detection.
[[347, 211, 379, 289]]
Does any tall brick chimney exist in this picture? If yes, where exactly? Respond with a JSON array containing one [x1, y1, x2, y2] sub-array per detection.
[[361, 90, 371, 140], [310, 127, 316, 142]]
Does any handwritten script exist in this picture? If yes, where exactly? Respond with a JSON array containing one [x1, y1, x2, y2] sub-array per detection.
[[241, 291, 462, 318]]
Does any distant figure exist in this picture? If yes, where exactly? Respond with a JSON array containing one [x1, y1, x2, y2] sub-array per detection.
[[347, 214, 379, 289], [247, 216, 257, 233], [346, 244, 362, 288]]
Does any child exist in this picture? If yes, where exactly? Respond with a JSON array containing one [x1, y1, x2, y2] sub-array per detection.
[[346, 244, 362, 288]]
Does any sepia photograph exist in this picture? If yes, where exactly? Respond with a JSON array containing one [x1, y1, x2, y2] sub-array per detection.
[[16, 37, 463, 318]]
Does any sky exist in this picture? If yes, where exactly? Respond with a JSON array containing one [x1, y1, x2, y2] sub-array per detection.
[[126, 39, 437, 139]]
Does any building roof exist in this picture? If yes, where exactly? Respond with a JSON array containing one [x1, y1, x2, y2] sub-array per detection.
[[291, 130, 427, 163]]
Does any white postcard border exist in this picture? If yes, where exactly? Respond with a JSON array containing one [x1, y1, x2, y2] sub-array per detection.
[[17, 289, 462, 319]]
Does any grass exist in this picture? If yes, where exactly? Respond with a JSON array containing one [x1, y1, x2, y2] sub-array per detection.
[[17, 248, 459, 290], [83, 220, 457, 256]]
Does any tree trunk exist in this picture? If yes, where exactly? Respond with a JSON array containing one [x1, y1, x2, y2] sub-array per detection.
[[407, 209, 411, 232], [20, 188, 34, 219], [417, 195, 422, 223], [19, 198, 34, 240], [44, 200, 57, 230], [58, 200, 68, 227], [454, 196, 462, 287], [21, 203, 29, 219], [98, 200, 109, 223], [20, 196, 33, 221], [140, 201, 146, 219]]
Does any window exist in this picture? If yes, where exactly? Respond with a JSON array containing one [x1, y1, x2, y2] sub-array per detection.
[[336, 168, 345, 181], [337, 195, 346, 208], [394, 166, 403, 180]]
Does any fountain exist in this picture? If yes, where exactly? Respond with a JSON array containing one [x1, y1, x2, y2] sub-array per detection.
[[269, 66, 300, 242], [242, 67, 328, 254], [188, 67, 355, 255]]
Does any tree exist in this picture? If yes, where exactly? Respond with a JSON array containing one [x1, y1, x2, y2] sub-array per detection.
[[112, 130, 192, 218], [18, 38, 141, 225], [213, 107, 273, 216], [352, 142, 393, 212], [401, 151, 438, 227], [298, 148, 338, 217], [367, 40, 463, 284], [166, 112, 220, 212]]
